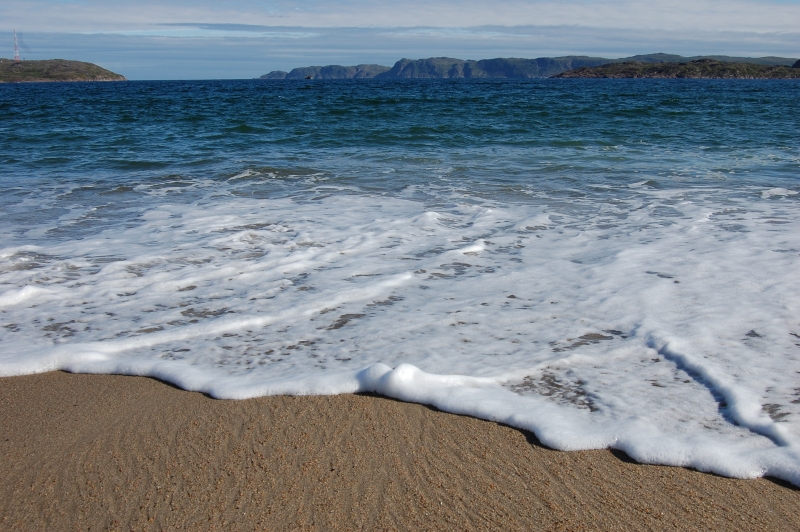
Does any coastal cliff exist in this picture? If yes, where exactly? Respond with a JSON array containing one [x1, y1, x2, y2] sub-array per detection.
[[552, 59, 800, 79], [261, 56, 613, 80], [0, 59, 126, 83], [260, 54, 797, 80], [373, 56, 619, 79]]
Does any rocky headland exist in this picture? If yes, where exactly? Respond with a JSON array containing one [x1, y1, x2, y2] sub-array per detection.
[[552, 59, 800, 79], [0, 59, 126, 83], [260, 54, 797, 80]]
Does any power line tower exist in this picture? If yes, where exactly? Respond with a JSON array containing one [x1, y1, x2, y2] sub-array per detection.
[[13, 29, 21, 62]]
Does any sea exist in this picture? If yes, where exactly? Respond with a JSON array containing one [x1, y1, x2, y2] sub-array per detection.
[[1, 78, 799, 485]]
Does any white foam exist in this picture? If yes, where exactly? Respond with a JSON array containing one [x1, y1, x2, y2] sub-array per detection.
[[0, 285, 48, 308], [2, 184, 800, 485], [762, 187, 798, 199]]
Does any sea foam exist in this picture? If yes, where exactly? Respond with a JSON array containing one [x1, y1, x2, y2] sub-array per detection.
[[1, 181, 799, 485]]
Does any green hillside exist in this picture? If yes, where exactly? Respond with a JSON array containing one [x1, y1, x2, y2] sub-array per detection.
[[553, 59, 800, 79], [0, 59, 126, 83]]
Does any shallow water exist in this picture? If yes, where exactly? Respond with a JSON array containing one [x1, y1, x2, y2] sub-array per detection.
[[1, 78, 799, 484]]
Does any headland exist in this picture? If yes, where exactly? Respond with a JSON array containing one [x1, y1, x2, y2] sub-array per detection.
[[0, 58, 126, 83]]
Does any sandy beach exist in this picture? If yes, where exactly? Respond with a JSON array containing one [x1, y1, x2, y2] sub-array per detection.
[[1, 371, 798, 531]]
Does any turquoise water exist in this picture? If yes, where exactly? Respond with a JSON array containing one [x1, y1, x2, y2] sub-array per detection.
[[1, 79, 800, 484]]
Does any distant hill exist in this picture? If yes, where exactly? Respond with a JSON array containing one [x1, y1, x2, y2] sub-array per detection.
[[373, 56, 614, 79], [620, 53, 794, 67], [0, 59, 126, 83], [553, 59, 800, 79], [260, 54, 798, 80], [263, 64, 390, 80]]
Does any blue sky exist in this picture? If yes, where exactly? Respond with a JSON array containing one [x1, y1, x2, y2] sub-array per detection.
[[4, 0, 799, 79]]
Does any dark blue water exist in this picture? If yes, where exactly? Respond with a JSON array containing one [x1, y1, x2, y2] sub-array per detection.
[[2, 79, 798, 188], [2, 79, 797, 242]]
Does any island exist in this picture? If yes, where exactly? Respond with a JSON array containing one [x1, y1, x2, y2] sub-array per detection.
[[552, 59, 800, 79], [260, 54, 797, 80], [0, 59, 126, 83]]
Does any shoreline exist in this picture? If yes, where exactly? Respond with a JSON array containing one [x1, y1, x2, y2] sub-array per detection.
[[1, 371, 798, 530]]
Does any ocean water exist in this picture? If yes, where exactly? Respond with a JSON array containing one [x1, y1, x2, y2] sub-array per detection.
[[1, 79, 800, 484]]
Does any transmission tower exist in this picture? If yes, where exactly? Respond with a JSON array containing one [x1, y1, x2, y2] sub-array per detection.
[[13, 29, 21, 62]]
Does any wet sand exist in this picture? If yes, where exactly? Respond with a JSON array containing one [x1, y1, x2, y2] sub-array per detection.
[[1, 371, 798, 531]]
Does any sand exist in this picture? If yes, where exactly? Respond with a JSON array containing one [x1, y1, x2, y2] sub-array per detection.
[[1, 371, 798, 531]]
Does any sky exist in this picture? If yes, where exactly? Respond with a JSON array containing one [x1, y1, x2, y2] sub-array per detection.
[[4, 0, 800, 79]]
